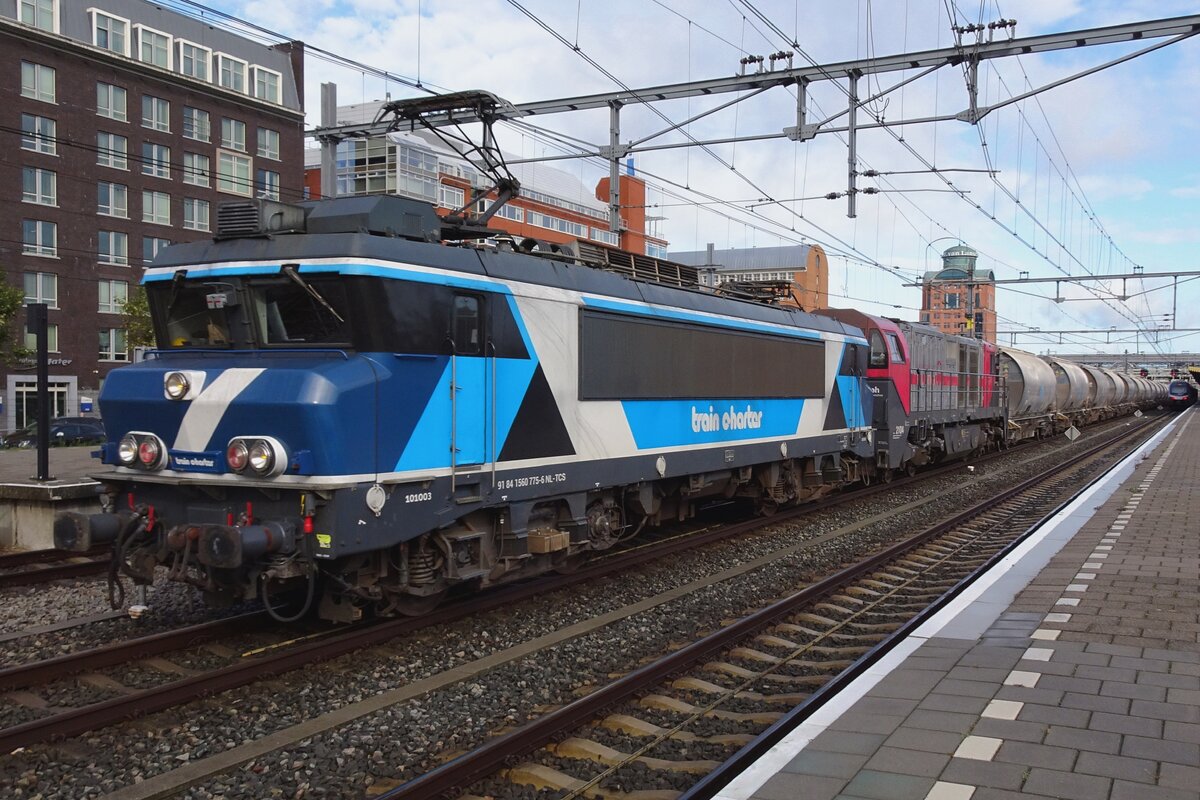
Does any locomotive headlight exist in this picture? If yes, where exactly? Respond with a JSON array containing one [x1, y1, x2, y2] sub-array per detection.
[[138, 438, 162, 468], [164, 372, 190, 400], [117, 435, 138, 465], [118, 433, 166, 469], [226, 440, 249, 472], [248, 440, 275, 475], [227, 436, 286, 477]]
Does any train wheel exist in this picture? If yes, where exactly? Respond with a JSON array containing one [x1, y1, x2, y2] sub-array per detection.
[[390, 589, 447, 617], [880, 469, 894, 484]]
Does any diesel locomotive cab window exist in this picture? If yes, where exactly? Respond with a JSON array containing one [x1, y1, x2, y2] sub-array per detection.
[[886, 333, 906, 363], [869, 330, 887, 368], [248, 276, 351, 346]]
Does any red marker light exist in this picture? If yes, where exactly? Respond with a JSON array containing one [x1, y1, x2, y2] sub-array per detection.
[[303, 516, 314, 534]]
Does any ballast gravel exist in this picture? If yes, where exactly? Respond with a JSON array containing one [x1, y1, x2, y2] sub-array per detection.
[[0, 426, 1138, 800]]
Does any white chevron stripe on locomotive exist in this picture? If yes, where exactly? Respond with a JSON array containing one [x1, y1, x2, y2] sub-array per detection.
[[172, 368, 265, 452]]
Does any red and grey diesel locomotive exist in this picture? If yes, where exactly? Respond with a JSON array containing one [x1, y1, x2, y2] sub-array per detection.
[[53, 196, 1165, 622]]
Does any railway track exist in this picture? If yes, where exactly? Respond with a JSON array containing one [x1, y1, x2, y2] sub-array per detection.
[[378, 413, 1167, 799], [0, 415, 1157, 786], [0, 547, 108, 589]]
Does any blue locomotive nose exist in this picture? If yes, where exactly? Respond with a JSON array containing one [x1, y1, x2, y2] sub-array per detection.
[[95, 354, 397, 477]]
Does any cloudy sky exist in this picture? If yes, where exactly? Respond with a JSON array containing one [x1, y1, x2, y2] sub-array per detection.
[[205, 0, 1199, 358]]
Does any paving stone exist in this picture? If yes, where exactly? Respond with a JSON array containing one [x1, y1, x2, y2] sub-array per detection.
[[1164, 721, 1200, 744], [755, 772, 846, 800], [1022, 767, 1113, 799], [1100, 681, 1167, 701], [940, 758, 1027, 790], [1121, 735, 1200, 766], [882, 728, 963, 755], [994, 739, 1078, 771], [1157, 762, 1200, 791], [917, 693, 990, 715], [862, 746, 949, 778], [1059, 690, 1130, 714], [837, 769, 935, 800], [1089, 710, 1164, 737], [836, 712, 908, 736], [1017, 703, 1091, 728], [903, 709, 979, 734], [853, 697, 922, 717], [1074, 750, 1157, 783], [782, 750, 870, 779], [1111, 780, 1200, 800], [808, 731, 888, 756], [1043, 725, 1122, 754]]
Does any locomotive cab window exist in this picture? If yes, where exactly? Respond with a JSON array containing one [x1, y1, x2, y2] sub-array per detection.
[[452, 295, 481, 355], [869, 330, 887, 368], [248, 275, 351, 347], [886, 333, 906, 363], [151, 282, 236, 348]]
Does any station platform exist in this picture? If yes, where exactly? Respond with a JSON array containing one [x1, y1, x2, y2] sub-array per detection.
[[719, 409, 1199, 800]]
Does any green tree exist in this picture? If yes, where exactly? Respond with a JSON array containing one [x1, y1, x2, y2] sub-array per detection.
[[0, 278, 31, 365], [119, 286, 155, 349]]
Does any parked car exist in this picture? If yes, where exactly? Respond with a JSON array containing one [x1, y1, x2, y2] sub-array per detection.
[[3, 417, 106, 448]]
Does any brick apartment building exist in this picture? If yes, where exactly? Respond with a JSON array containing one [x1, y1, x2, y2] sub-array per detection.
[[1, 0, 304, 430], [670, 243, 831, 311]]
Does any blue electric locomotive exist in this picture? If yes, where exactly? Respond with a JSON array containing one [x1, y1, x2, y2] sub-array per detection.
[[56, 196, 874, 621]]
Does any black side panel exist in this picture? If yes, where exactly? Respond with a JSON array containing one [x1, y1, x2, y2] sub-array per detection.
[[824, 380, 847, 430], [499, 364, 575, 461], [580, 310, 825, 400]]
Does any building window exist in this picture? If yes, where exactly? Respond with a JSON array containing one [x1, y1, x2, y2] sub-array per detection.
[[251, 66, 281, 104], [257, 127, 280, 160], [97, 132, 128, 170], [90, 9, 129, 55], [25, 324, 58, 353], [336, 139, 397, 195], [97, 83, 127, 122], [99, 329, 128, 362], [256, 169, 280, 200], [221, 118, 246, 151], [393, 143, 437, 201], [183, 106, 210, 142], [944, 293, 959, 309], [142, 142, 171, 179], [439, 184, 465, 210], [21, 62, 55, 103], [591, 227, 619, 246], [20, 0, 56, 33], [217, 151, 252, 196], [23, 272, 58, 308], [97, 181, 129, 217], [645, 242, 668, 259], [99, 280, 128, 314], [143, 191, 171, 225], [22, 168, 56, 206], [135, 25, 172, 68], [215, 53, 247, 93], [22, 220, 57, 257], [142, 96, 170, 132], [183, 153, 210, 187], [177, 40, 211, 81], [527, 210, 586, 238], [98, 230, 129, 265], [20, 114, 56, 155], [183, 198, 210, 231], [143, 236, 171, 265]]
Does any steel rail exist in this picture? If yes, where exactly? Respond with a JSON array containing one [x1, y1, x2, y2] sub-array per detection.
[[374, 415, 1165, 799], [0, 557, 108, 589]]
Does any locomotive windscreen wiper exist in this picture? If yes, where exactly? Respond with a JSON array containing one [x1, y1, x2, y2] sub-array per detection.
[[281, 264, 345, 324], [166, 269, 188, 313]]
